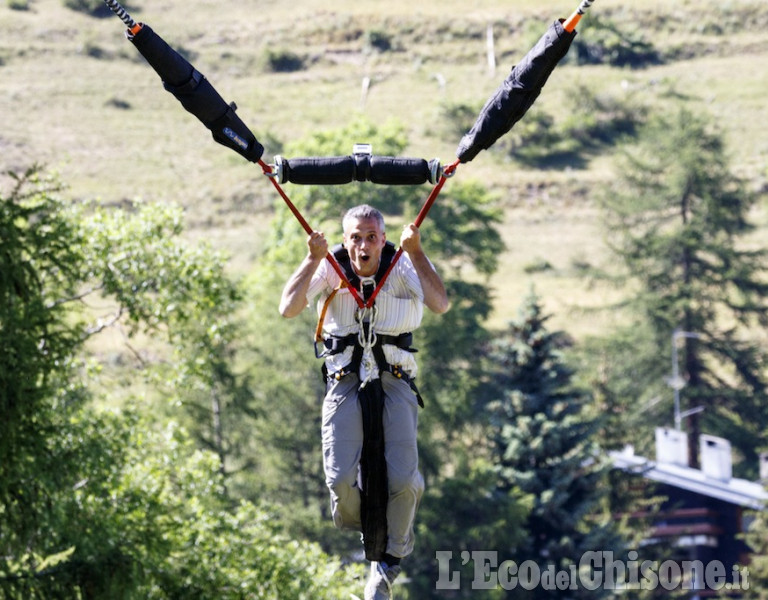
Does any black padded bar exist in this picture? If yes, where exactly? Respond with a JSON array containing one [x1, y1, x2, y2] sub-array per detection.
[[276, 155, 442, 185], [278, 156, 356, 185], [370, 156, 434, 185], [456, 20, 575, 163]]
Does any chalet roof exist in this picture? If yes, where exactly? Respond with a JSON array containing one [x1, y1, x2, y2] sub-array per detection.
[[611, 447, 768, 511]]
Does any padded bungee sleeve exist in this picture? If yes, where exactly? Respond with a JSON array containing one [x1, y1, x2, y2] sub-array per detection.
[[274, 155, 442, 185], [128, 24, 264, 163]]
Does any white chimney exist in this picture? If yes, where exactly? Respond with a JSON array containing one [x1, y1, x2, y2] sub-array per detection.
[[655, 427, 688, 467], [699, 435, 732, 481], [759, 452, 768, 482]]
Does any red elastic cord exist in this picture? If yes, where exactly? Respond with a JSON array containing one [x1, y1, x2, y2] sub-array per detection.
[[259, 159, 366, 308], [364, 158, 460, 308]]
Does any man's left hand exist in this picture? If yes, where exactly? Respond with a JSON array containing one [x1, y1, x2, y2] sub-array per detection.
[[400, 223, 422, 255]]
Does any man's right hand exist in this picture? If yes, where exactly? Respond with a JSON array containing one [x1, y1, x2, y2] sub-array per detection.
[[308, 231, 328, 260], [279, 231, 328, 318]]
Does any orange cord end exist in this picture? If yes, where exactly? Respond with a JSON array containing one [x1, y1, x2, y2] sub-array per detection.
[[128, 23, 143, 35], [563, 13, 582, 33]]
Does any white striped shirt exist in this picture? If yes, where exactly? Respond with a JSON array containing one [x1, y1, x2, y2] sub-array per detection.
[[307, 253, 426, 379]]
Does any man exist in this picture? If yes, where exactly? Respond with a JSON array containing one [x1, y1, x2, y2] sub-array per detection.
[[279, 204, 448, 600]]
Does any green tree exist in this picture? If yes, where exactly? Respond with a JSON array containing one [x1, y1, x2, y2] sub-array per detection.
[[576, 319, 668, 458], [740, 508, 768, 599], [0, 166, 363, 598], [599, 107, 768, 475], [403, 177, 516, 599], [72, 190, 253, 484], [1, 167, 89, 582], [484, 291, 623, 599]]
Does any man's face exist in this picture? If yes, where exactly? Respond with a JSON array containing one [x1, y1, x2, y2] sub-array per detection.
[[343, 216, 386, 277]]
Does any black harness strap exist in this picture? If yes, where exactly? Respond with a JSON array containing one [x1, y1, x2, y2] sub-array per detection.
[[358, 379, 388, 561], [321, 332, 424, 408], [330, 240, 397, 298]]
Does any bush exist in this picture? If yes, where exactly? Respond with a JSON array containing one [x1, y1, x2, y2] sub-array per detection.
[[437, 100, 482, 142], [81, 40, 108, 59], [7, 0, 29, 11], [365, 29, 393, 52], [63, 0, 112, 16], [263, 48, 305, 73], [523, 258, 554, 274], [569, 15, 660, 68]]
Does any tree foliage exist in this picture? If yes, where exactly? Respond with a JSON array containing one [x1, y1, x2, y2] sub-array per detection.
[[1, 167, 89, 585], [0, 166, 363, 598], [565, 14, 660, 67], [484, 291, 623, 599], [598, 107, 768, 475], [740, 509, 768, 599]]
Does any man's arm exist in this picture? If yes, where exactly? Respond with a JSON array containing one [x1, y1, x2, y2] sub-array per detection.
[[279, 231, 328, 318], [400, 224, 449, 314]]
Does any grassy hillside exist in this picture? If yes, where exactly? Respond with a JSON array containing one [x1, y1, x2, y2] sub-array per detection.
[[2, 0, 767, 335]]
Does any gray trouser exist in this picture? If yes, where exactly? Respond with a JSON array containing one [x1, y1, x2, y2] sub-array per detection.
[[321, 372, 424, 558]]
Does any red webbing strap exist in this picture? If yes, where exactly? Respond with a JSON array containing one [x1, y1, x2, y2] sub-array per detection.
[[364, 158, 460, 308], [259, 159, 366, 308]]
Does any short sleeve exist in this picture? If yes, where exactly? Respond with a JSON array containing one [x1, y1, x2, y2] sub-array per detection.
[[306, 259, 338, 304], [394, 253, 425, 302]]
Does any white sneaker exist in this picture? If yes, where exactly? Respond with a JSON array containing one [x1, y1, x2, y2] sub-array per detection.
[[364, 561, 401, 600]]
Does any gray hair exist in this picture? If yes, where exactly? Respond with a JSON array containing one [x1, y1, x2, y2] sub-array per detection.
[[342, 204, 385, 232]]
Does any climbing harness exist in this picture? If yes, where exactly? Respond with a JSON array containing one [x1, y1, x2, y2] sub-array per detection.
[[316, 240, 423, 401], [101, 0, 596, 566]]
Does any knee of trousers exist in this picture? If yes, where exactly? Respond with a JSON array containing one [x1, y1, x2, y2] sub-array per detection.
[[327, 479, 361, 530], [387, 466, 425, 501]]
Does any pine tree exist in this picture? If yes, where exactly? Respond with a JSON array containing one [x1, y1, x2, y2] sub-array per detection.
[[600, 107, 768, 475], [486, 291, 622, 598]]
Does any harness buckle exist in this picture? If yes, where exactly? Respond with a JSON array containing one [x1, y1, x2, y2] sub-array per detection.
[[358, 275, 377, 303], [314, 339, 328, 359]]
